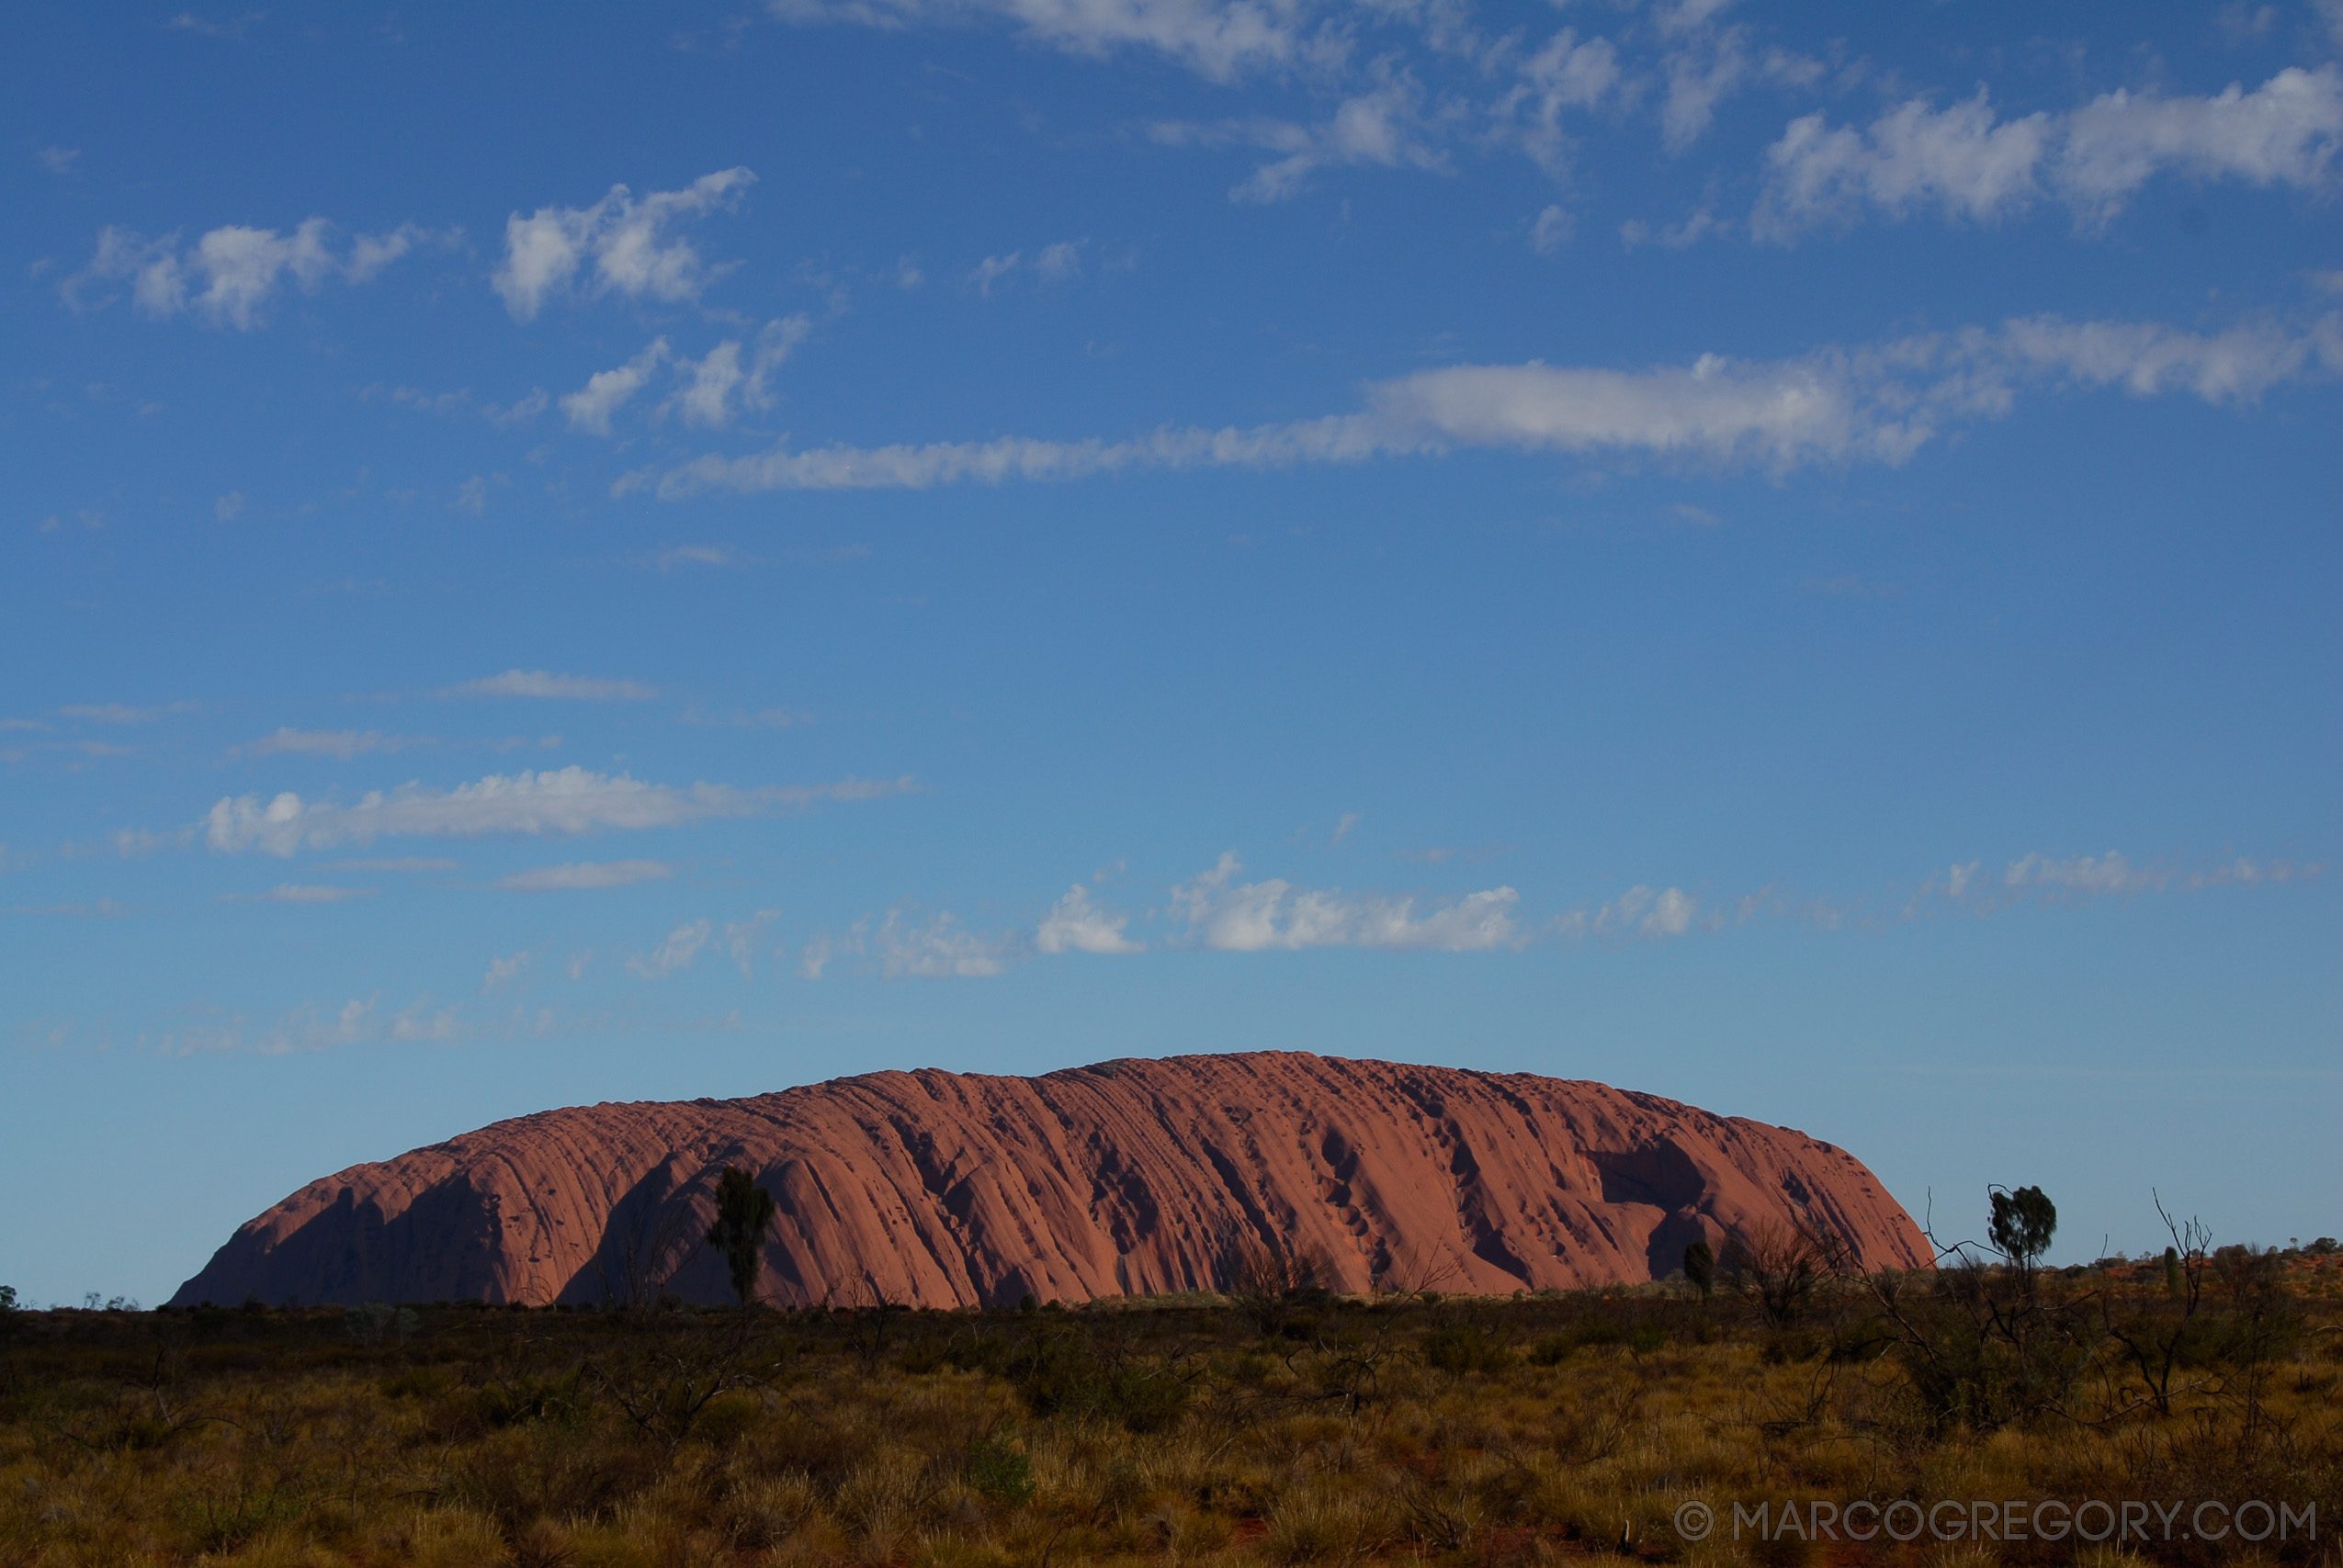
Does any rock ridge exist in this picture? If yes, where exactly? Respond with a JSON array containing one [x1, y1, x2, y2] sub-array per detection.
[[171, 1052, 1929, 1308]]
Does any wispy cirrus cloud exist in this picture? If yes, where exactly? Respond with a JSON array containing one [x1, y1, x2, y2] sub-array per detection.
[[493, 168, 755, 321], [440, 670, 659, 701], [653, 310, 2342, 496], [559, 318, 809, 437], [855, 910, 1016, 978], [62, 218, 446, 328], [235, 728, 422, 760], [628, 919, 712, 978], [61, 701, 199, 725], [368, 383, 550, 427], [1169, 852, 1522, 952], [1036, 884, 1143, 953], [152, 994, 461, 1056], [1151, 70, 1451, 202], [198, 766, 914, 855], [496, 859, 673, 892], [779, 840, 2334, 990], [768, 0, 1336, 85], [1754, 65, 2343, 240], [221, 884, 379, 904], [1916, 850, 2325, 916]]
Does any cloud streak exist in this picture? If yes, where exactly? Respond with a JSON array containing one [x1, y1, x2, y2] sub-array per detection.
[[1169, 852, 1522, 951], [236, 728, 419, 760], [199, 767, 915, 855], [221, 884, 379, 904], [64, 218, 440, 328], [654, 310, 2342, 497], [496, 859, 674, 892], [441, 670, 659, 701], [1756, 66, 2343, 239], [494, 169, 755, 321]]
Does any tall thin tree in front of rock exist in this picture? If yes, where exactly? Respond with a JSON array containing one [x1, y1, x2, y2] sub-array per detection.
[[706, 1168, 777, 1308]]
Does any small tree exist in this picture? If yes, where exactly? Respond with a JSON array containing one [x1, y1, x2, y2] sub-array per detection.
[[705, 1167, 777, 1308], [1682, 1240, 1715, 1299], [1216, 1226, 1331, 1337], [1724, 1219, 1829, 1327], [1987, 1185, 2056, 1292]]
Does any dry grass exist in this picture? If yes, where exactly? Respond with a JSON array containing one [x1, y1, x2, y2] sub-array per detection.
[[2, 1258, 2339, 1565]]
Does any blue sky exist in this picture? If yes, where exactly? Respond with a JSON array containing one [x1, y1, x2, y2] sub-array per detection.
[[5, 0, 2339, 1306]]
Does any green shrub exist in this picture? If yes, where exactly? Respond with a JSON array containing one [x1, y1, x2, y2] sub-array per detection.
[[966, 1435, 1035, 1506], [1421, 1324, 1511, 1375]]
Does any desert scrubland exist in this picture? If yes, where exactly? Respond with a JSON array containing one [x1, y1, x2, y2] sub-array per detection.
[[4, 1241, 2338, 1567]]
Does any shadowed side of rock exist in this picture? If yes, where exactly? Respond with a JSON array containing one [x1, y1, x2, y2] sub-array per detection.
[[171, 1052, 1930, 1308]]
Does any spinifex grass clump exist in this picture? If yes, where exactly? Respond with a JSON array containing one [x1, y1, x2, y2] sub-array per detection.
[[1, 1244, 2338, 1566]]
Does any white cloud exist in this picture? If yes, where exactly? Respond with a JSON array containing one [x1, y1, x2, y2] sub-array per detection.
[[657, 310, 2343, 496], [1660, 30, 1749, 152], [62, 701, 198, 724], [453, 473, 509, 514], [214, 491, 245, 522], [798, 932, 835, 980], [199, 766, 913, 854], [1036, 884, 1142, 953], [156, 992, 467, 1055], [681, 705, 811, 728], [1500, 29, 1621, 176], [37, 146, 80, 175], [113, 828, 193, 857], [669, 317, 809, 428], [62, 219, 437, 328], [390, 998, 460, 1042], [1156, 72, 1448, 203], [2000, 851, 2158, 897], [493, 168, 755, 321], [876, 910, 1011, 976], [1573, 884, 1698, 937], [1035, 241, 1085, 281], [325, 857, 459, 874], [236, 728, 417, 760], [1529, 204, 1574, 255], [800, 908, 1014, 977], [157, 997, 378, 1057], [767, 0, 1327, 84], [443, 670, 659, 701], [1920, 849, 2325, 917], [377, 384, 549, 425], [166, 11, 265, 39], [482, 952, 534, 990], [969, 252, 1023, 296], [278, 998, 375, 1052], [562, 340, 670, 435], [1996, 312, 2332, 404], [222, 884, 379, 904], [1168, 852, 1522, 951], [1756, 66, 2343, 239], [497, 859, 674, 892], [725, 908, 781, 976], [629, 919, 712, 978]]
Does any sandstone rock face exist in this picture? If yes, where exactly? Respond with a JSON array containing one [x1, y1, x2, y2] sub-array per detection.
[[170, 1053, 1929, 1308]]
